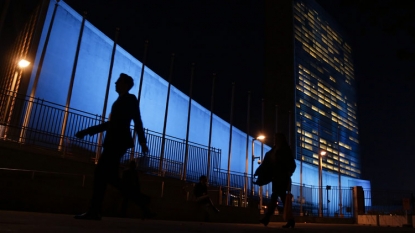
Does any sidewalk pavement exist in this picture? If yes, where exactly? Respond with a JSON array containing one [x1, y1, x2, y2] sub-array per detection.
[[0, 210, 414, 233]]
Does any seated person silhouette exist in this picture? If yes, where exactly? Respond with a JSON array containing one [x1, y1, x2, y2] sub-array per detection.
[[193, 175, 219, 221]]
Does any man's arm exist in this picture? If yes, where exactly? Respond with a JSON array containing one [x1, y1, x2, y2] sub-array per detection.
[[75, 122, 110, 139], [131, 96, 148, 153]]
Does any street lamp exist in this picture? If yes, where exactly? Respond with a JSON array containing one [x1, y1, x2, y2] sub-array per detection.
[[319, 150, 326, 217], [18, 59, 30, 68], [250, 135, 265, 198], [1, 59, 30, 138]]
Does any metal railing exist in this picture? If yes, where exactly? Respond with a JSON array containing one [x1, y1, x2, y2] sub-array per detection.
[[0, 167, 91, 187], [364, 189, 415, 215], [0, 89, 221, 180], [0, 89, 369, 216]]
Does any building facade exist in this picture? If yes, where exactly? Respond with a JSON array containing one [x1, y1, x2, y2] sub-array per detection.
[[265, 0, 361, 180]]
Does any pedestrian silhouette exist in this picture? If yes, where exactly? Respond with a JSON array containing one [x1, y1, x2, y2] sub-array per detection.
[[193, 175, 219, 221], [258, 133, 296, 228], [74, 73, 155, 220]]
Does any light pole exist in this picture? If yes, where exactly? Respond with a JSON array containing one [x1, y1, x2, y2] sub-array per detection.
[[250, 135, 265, 198], [1, 59, 30, 139], [319, 150, 326, 217]]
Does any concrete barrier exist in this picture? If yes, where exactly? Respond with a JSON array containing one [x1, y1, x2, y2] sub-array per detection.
[[357, 215, 409, 227], [357, 215, 378, 226], [379, 215, 407, 227]]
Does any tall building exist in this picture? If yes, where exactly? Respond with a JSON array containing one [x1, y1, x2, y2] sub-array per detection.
[[264, 0, 361, 178]]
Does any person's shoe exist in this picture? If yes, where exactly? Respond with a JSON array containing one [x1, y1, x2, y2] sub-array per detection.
[[282, 219, 295, 228], [259, 217, 270, 227], [74, 212, 101, 220]]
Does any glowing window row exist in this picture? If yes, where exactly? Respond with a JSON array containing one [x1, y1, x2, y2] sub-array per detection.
[[331, 112, 358, 132], [299, 69, 345, 103], [295, 14, 350, 62], [297, 81, 358, 129], [295, 2, 344, 48], [300, 145, 360, 176], [295, 31, 344, 74], [296, 35, 351, 78], [298, 127, 353, 153], [297, 86, 357, 131], [294, 16, 354, 79], [295, 14, 346, 61], [297, 97, 358, 133], [298, 65, 358, 123]]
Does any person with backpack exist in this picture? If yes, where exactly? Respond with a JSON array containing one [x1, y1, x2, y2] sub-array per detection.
[[257, 133, 296, 228]]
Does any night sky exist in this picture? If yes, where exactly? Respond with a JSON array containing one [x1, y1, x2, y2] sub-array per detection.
[[4, 0, 415, 192]]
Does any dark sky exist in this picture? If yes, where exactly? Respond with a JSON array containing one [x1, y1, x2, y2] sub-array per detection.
[[16, 0, 415, 192]]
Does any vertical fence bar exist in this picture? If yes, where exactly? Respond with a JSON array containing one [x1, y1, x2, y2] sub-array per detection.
[[207, 73, 216, 182], [183, 63, 195, 181], [131, 40, 149, 161], [95, 27, 119, 164], [159, 53, 175, 174], [244, 91, 251, 207], [226, 82, 235, 206], [59, 11, 87, 153]]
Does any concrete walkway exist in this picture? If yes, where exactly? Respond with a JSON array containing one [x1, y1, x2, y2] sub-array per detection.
[[0, 210, 413, 233]]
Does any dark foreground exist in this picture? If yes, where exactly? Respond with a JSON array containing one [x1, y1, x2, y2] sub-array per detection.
[[0, 210, 413, 233]]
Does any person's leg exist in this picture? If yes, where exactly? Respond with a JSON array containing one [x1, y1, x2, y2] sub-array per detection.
[[277, 178, 295, 228], [90, 148, 120, 214], [75, 149, 113, 220], [260, 181, 279, 226], [106, 148, 155, 219]]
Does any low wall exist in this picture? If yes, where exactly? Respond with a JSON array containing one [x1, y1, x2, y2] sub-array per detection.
[[358, 215, 412, 227]]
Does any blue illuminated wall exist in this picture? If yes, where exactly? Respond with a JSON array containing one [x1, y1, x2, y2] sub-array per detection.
[[27, 0, 370, 193]]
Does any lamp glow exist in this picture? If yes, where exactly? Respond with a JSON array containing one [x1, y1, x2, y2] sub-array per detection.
[[18, 59, 30, 68], [256, 135, 265, 140]]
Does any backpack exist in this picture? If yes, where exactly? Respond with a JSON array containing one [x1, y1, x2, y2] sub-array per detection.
[[253, 145, 296, 186], [253, 148, 276, 186]]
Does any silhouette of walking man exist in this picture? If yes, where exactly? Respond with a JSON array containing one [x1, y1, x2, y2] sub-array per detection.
[[74, 73, 154, 220]]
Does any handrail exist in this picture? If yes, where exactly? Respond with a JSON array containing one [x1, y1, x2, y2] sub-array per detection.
[[0, 167, 92, 177], [0, 167, 91, 187]]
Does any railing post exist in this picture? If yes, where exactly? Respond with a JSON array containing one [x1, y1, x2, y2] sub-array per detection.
[[219, 186, 222, 205], [239, 189, 242, 207], [352, 186, 365, 223]]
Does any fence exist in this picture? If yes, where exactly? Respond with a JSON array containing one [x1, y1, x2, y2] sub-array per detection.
[[6, 89, 404, 217], [0, 89, 221, 181], [364, 189, 415, 215]]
